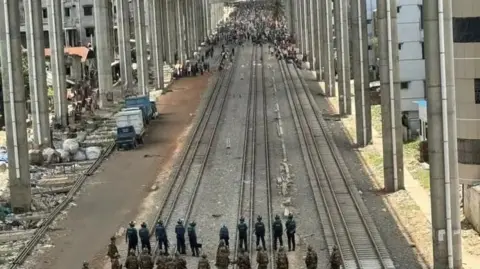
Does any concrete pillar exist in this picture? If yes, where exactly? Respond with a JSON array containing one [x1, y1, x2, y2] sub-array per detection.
[[24, 0, 51, 147], [311, 0, 321, 78], [47, 0, 68, 125], [424, 0, 462, 267], [351, 0, 372, 146], [161, 0, 171, 64], [183, 0, 191, 57], [378, 0, 404, 192], [175, 0, 185, 63], [206, 2, 212, 37], [93, 0, 113, 107], [70, 58, 82, 81], [320, 0, 335, 96], [116, 0, 133, 94], [301, 0, 308, 54], [291, 0, 298, 41], [106, 1, 114, 61], [334, 0, 347, 108], [0, 0, 32, 213], [133, 0, 149, 94], [151, 0, 164, 90], [306, 0, 314, 66], [343, 0, 351, 115]]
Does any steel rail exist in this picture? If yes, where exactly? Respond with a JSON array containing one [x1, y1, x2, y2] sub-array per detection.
[[280, 58, 391, 268], [292, 64, 391, 268], [260, 45, 275, 269], [10, 141, 116, 268], [232, 44, 257, 268], [147, 47, 241, 260]]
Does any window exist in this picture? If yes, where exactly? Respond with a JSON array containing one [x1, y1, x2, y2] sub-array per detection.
[[475, 79, 480, 103], [113, 6, 117, 14], [400, 81, 409, 89], [398, 43, 403, 50], [42, 8, 47, 18], [453, 17, 480, 43], [368, 45, 372, 50], [421, 42, 425, 59], [83, 5, 93, 16], [397, 7, 401, 13], [366, 19, 372, 24], [423, 80, 427, 99], [85, 27, 95, 37], [64, 7, 70, 17], [419, 5, 424, 30]]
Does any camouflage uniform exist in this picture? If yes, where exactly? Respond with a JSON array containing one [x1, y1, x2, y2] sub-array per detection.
[[305, 245, 318, 269], [256, 247, 269, 269], [125, 250, 140, 269], [82, 261, 89, 269], [276, 247, 289, 269], [155, 253, 167, 269], [197, 254, 211, 269], [215, 241, 230, 269], [174, 253, 187, 269], [237, 250, 251, 269], [165, 256, 176, 269], [329, 246, 342, 269], [108, 236, 119, 260], [139, 248, 154, 269]]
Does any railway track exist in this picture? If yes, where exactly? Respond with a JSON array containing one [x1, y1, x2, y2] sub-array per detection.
[[10, 141, 116, 268], [142, 47, 241, 262], [232, 44, 275, 269], [277, 59, 395, 269]]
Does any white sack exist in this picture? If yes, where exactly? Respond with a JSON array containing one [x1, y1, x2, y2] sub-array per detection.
[[85, 146, 102, 160], [73, 150, 87, 161], [56, 149, 71, 162], [63, 139, 80, 154]]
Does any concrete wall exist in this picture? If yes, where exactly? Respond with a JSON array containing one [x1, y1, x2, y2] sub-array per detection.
[[465, 186, 480, 232], [453, 1, 480, 184]]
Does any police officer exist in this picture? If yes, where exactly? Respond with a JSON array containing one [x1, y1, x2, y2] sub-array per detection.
[[219, 224, 229, 247], [197, 253, 210, 269], [256, 246, 269, 269], [329, 245, 342, 269], [174, 252, 187, 269], [140, 248, 154, 269], [139, 222, 151, 254], [175, 219, 186, 254], [82, 261, 89, 269], [254, 215, 266, 250], [285, 213, 296, 251], [237, 217, 248, 252], [187, 221, 200, 257], [272, 215, 283, 250], [111, 253, 122, 269], [125, 249, 140, 269], [107, 236, 119, 261], [126, 221, 139, 254], [155, 220, 169, 254], [276, 247, 289, 269], [305, 245, 317, 269], [215, 240, 230, 269]]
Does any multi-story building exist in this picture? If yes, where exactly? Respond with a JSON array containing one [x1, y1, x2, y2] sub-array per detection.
[[19, 0, 117, 48], [371, 0, 425, 129]]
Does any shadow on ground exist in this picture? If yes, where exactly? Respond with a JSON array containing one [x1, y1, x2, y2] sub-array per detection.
[[303, 74, 429, 269]]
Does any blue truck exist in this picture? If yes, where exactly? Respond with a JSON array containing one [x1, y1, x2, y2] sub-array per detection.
[[124, 95, 157, 124]]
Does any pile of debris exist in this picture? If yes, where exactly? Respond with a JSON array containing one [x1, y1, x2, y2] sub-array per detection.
[[0, 118, 117, 265]]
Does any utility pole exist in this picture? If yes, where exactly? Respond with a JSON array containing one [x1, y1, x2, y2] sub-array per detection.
[[48, 0, 68, 124], [0, 0, 32, 213], [320, 0, 335, 96], [351, 0, 372, 146], [378, 0, 404, 192], [424, 0, 462, 267], [24, 0, 51, 147]]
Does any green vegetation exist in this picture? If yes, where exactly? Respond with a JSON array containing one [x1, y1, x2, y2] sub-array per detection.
[[0, 52, 31, 98], [370, 105, 430, 189]]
